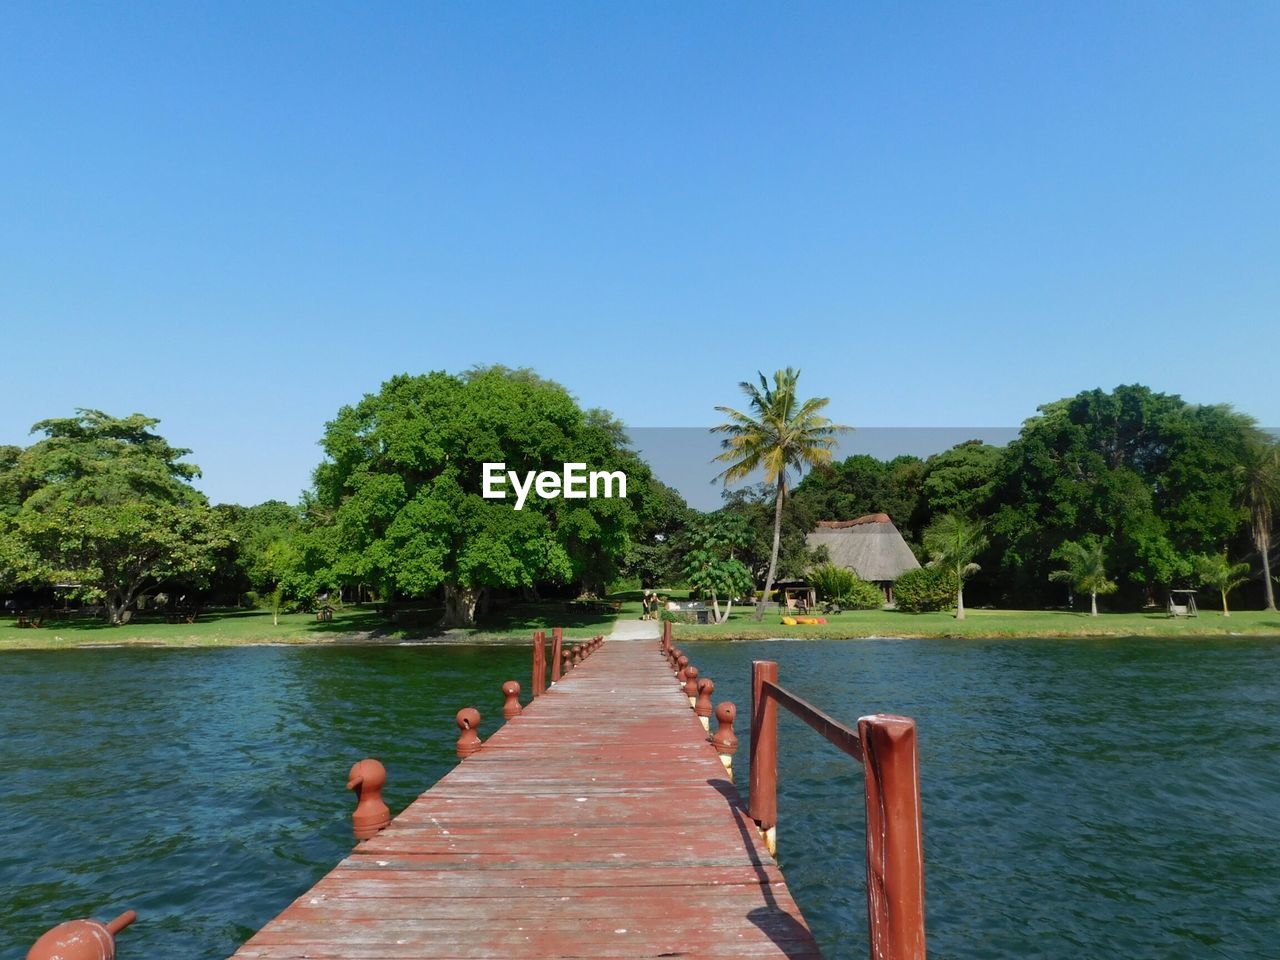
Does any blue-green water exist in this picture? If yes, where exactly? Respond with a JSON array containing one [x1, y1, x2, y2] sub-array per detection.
[[2, 638, 1278, 959]]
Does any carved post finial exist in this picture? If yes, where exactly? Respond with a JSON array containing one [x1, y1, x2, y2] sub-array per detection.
[[682, 665, 700, 706], [347, 758, 391, 840], [695, 678, 715, 730], [456, 707, 482, 758], [711, 701, 738, 777], [26, 911, 137, 960], [502, 680, 522, 719]]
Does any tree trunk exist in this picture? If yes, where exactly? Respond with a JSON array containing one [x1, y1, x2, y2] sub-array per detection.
[[1222, 589, 1230, 617], [754, 479, 786, 622], [721, 599, 734, 624], [104, 584, 140, 625], [955, 580, 966, 620], [711, 591, 723, 624], [105, 597, 127, 625], [1261, 532, 1276, 611], [441, 584, 481, 628], [1091, 590, 1098, 617]]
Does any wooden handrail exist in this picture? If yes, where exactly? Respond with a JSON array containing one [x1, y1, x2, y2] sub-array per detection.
[[760, 678, 863, 762], [748, 659, 927, 960]]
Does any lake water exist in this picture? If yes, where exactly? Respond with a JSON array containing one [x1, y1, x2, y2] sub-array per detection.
[[2, 637, 1277, 959]]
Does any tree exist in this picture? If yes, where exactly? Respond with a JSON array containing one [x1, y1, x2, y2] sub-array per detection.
[[919, 441, 1003, 520], [308, 369, 653, 627], [1237, 436, 1280, 611], [1193, 552, 1251, 617], [680, 513, 754, 623], [5, 410, 226, 623], [922, 513, 987, 619], [1049, 537, 1118, 616], [989, 386, 1252, 605], [713, 369, 850, 621]]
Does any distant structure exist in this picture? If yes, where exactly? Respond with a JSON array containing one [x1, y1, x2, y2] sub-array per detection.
[[806, 513, 921, 603]]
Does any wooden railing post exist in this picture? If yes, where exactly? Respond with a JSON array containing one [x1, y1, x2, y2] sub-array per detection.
[[551, 627, 564, 683], [662, 619, 672, 652], [532, 630, 546, 697], [748, 660, 778, 856], [858, 714, 926, 960]]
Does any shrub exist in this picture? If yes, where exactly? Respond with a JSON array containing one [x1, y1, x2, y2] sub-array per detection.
[[894, 566, 958, 613], [809, 563, 857, 601], [810, 564, 884, 610], [842, 577, 885, 610]]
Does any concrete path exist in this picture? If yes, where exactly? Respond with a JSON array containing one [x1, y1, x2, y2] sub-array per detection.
[[607, 617, 661, 642]]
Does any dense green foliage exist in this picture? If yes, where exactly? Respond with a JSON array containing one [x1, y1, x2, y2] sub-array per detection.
[[787, 384, 1276, 610], [679, 513, 754, 622], [2, 380, 1275, 626], [893, 566, 959, 613], [0, 411, 227, 623], [303, 367, 671, 626], [808, 563, 883, 609]]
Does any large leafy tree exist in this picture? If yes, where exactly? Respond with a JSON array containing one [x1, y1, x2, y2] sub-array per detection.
[[922, 513, 987, 620], [1, 410, 226, 623], [308, 368, 652, 627], [1049, 537, 1118, 616], [791, 454, 925, 538], [919, 440, 1003, 521], [713, 369, 849, 621], [990, 386, 1252, 605]]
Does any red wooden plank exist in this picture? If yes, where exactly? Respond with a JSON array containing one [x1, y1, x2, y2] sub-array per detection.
[[228, 637, 822, 959]]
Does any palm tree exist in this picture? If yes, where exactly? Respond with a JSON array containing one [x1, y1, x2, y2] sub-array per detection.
[[1049, 538, 1118, 616], [713, 369, 850, 622], [922, 513, 987, 620], [1193, 552, 1251, 617], [1237, 438, 1280, 611]]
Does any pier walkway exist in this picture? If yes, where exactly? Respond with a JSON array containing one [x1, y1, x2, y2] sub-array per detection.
[[229, 631, 822, 959]]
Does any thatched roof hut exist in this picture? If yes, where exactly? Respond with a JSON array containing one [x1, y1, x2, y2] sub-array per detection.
[[806, 514, 921, 584]]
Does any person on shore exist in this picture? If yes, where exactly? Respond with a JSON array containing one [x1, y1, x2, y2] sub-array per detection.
[[641, 591, 652, 620]]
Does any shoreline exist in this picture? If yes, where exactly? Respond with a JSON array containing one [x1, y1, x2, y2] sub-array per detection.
[[5, 624, 1280, 651]]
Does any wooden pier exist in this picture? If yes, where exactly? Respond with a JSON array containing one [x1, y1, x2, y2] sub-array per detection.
[[229, 633, 820, 959]]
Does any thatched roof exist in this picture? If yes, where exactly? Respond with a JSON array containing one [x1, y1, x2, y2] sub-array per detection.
[[806, 514, 921, 582]]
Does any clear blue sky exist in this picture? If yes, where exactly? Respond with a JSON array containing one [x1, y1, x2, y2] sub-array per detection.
[[2, 2, 1277, 507]]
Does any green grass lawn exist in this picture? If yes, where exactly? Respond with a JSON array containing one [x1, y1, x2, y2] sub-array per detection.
[[6, 596, 1277, 650], [0, 602, 622, 650], [672, 605, 1280, 640]]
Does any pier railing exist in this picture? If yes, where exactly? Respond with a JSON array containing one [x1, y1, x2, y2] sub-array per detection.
[[660, 621, 926, 960]]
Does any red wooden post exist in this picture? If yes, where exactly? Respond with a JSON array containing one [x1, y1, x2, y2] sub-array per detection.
[[532, 631, 546, 697], [749, 660, 779, 855], [561, 647, 572, 676], [662, 619, 672, 652], [502, 680, 522, 719], [711, 701, 738, 776], [347, 758, 391, 840], [456, 708, 482, 758], [676, 655, 689, 684], [858, 714, 927, 960], [27, 910, 137, 960], [695, 677, 715, 730], [682, 665, 700, 705], [551, 627, 564, 682]]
